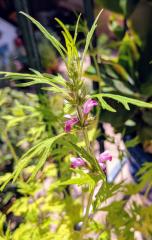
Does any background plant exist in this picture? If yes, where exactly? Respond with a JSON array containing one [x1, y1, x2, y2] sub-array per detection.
[[0, 10, 152, 240]]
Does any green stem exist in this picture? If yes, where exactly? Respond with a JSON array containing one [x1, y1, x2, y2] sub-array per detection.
[[76, 106, 94, 238], [77, 105, 84, 126], [82, 128, 92, 154], [83, 127, 103, 175], [76, 108, 102, 239], [76, 96, 104, 239], [77, 105, 92, 154], [80, 186, 95, 239]]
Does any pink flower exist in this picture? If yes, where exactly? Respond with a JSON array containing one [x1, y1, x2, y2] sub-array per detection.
[[70, 157, 86, 169], [99, 162, 107, 173], [64, 116, 79, 132], [98, 151, 112, 173], [98, 151, 112, 163], [83, 99, 98, 114]]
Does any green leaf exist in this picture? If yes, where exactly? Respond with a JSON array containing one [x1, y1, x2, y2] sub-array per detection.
[[69, 142, 106, 181], [112, 64, 134, 85], [113, 80, 134, 95], [0, 133, 65, 190], [52, 169, 97, 191], [0, 213, 6, 237], [74, 14, 81, 43], [98, 96, 116, 112], [125, 136, 140, 148], [81, 9, 103, 72], [55, 18, 73, 43], [60, 172, 95, 188], [142, 111, 152, 126], [19, 11, 67, 62], [69, 142, 95, 167], [54, 17, 79, 67], [0, 71, 66, 94], [94, 181, 123, 210], [92, 93, 152, 111], [27, 147, 50, 181]]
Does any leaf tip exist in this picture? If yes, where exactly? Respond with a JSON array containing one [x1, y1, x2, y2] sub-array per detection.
[[19, 11, 24, 15]]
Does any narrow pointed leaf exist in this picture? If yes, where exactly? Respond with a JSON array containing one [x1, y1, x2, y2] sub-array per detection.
[[20, 11, 67, 62]]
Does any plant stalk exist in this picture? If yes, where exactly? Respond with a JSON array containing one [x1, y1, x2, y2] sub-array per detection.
[[80, 186, 95, 239]]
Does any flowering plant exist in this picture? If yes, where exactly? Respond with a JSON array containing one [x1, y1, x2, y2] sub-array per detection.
[[0, 10, 152, 239]]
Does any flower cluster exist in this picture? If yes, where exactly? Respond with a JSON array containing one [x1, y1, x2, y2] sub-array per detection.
[[64, 99, 98, 132], [65, 98, 112, 173], [70, 151, 112, 174]]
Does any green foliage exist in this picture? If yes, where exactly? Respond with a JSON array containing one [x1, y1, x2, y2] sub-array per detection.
[[38, 39, 57, 69], [56, 169, 97, 191], [20, 12, 67, 63], [89, 17, 152, 144], [93, 93, 152, 112], [93, 181, 123, 210], [0, 70, 66, 93], [0, 164, 82, 240], [0, 133, 65, 191], [0, 88, 39, 165], [97, 0, 140, 16], [125, 136, 140, 148], [0, 10, 152, 240], [0, 87, 64, 171], [101, 200, 135, 240], [80, 10, 103, 73]]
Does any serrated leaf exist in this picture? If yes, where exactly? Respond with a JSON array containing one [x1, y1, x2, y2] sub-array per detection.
[[0, 133, 65, 190], [0, 70, 65, 94], [98, 97, 116, 112], [60, 173, 95, 188], [92, 93, 152, 111], [51, 169, 97, 191]]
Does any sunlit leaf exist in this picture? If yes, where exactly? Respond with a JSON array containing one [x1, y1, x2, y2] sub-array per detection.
[[92, 93, 152, 111], [20, 11, 67, 62]]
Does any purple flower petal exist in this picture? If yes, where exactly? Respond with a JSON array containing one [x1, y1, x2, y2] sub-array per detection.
[[64, 116, 79, 132], [83, 99, 98, 114], [99, 162, 107, 173], [70, 157, 86, 169], [98, 151, 112, 163]]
